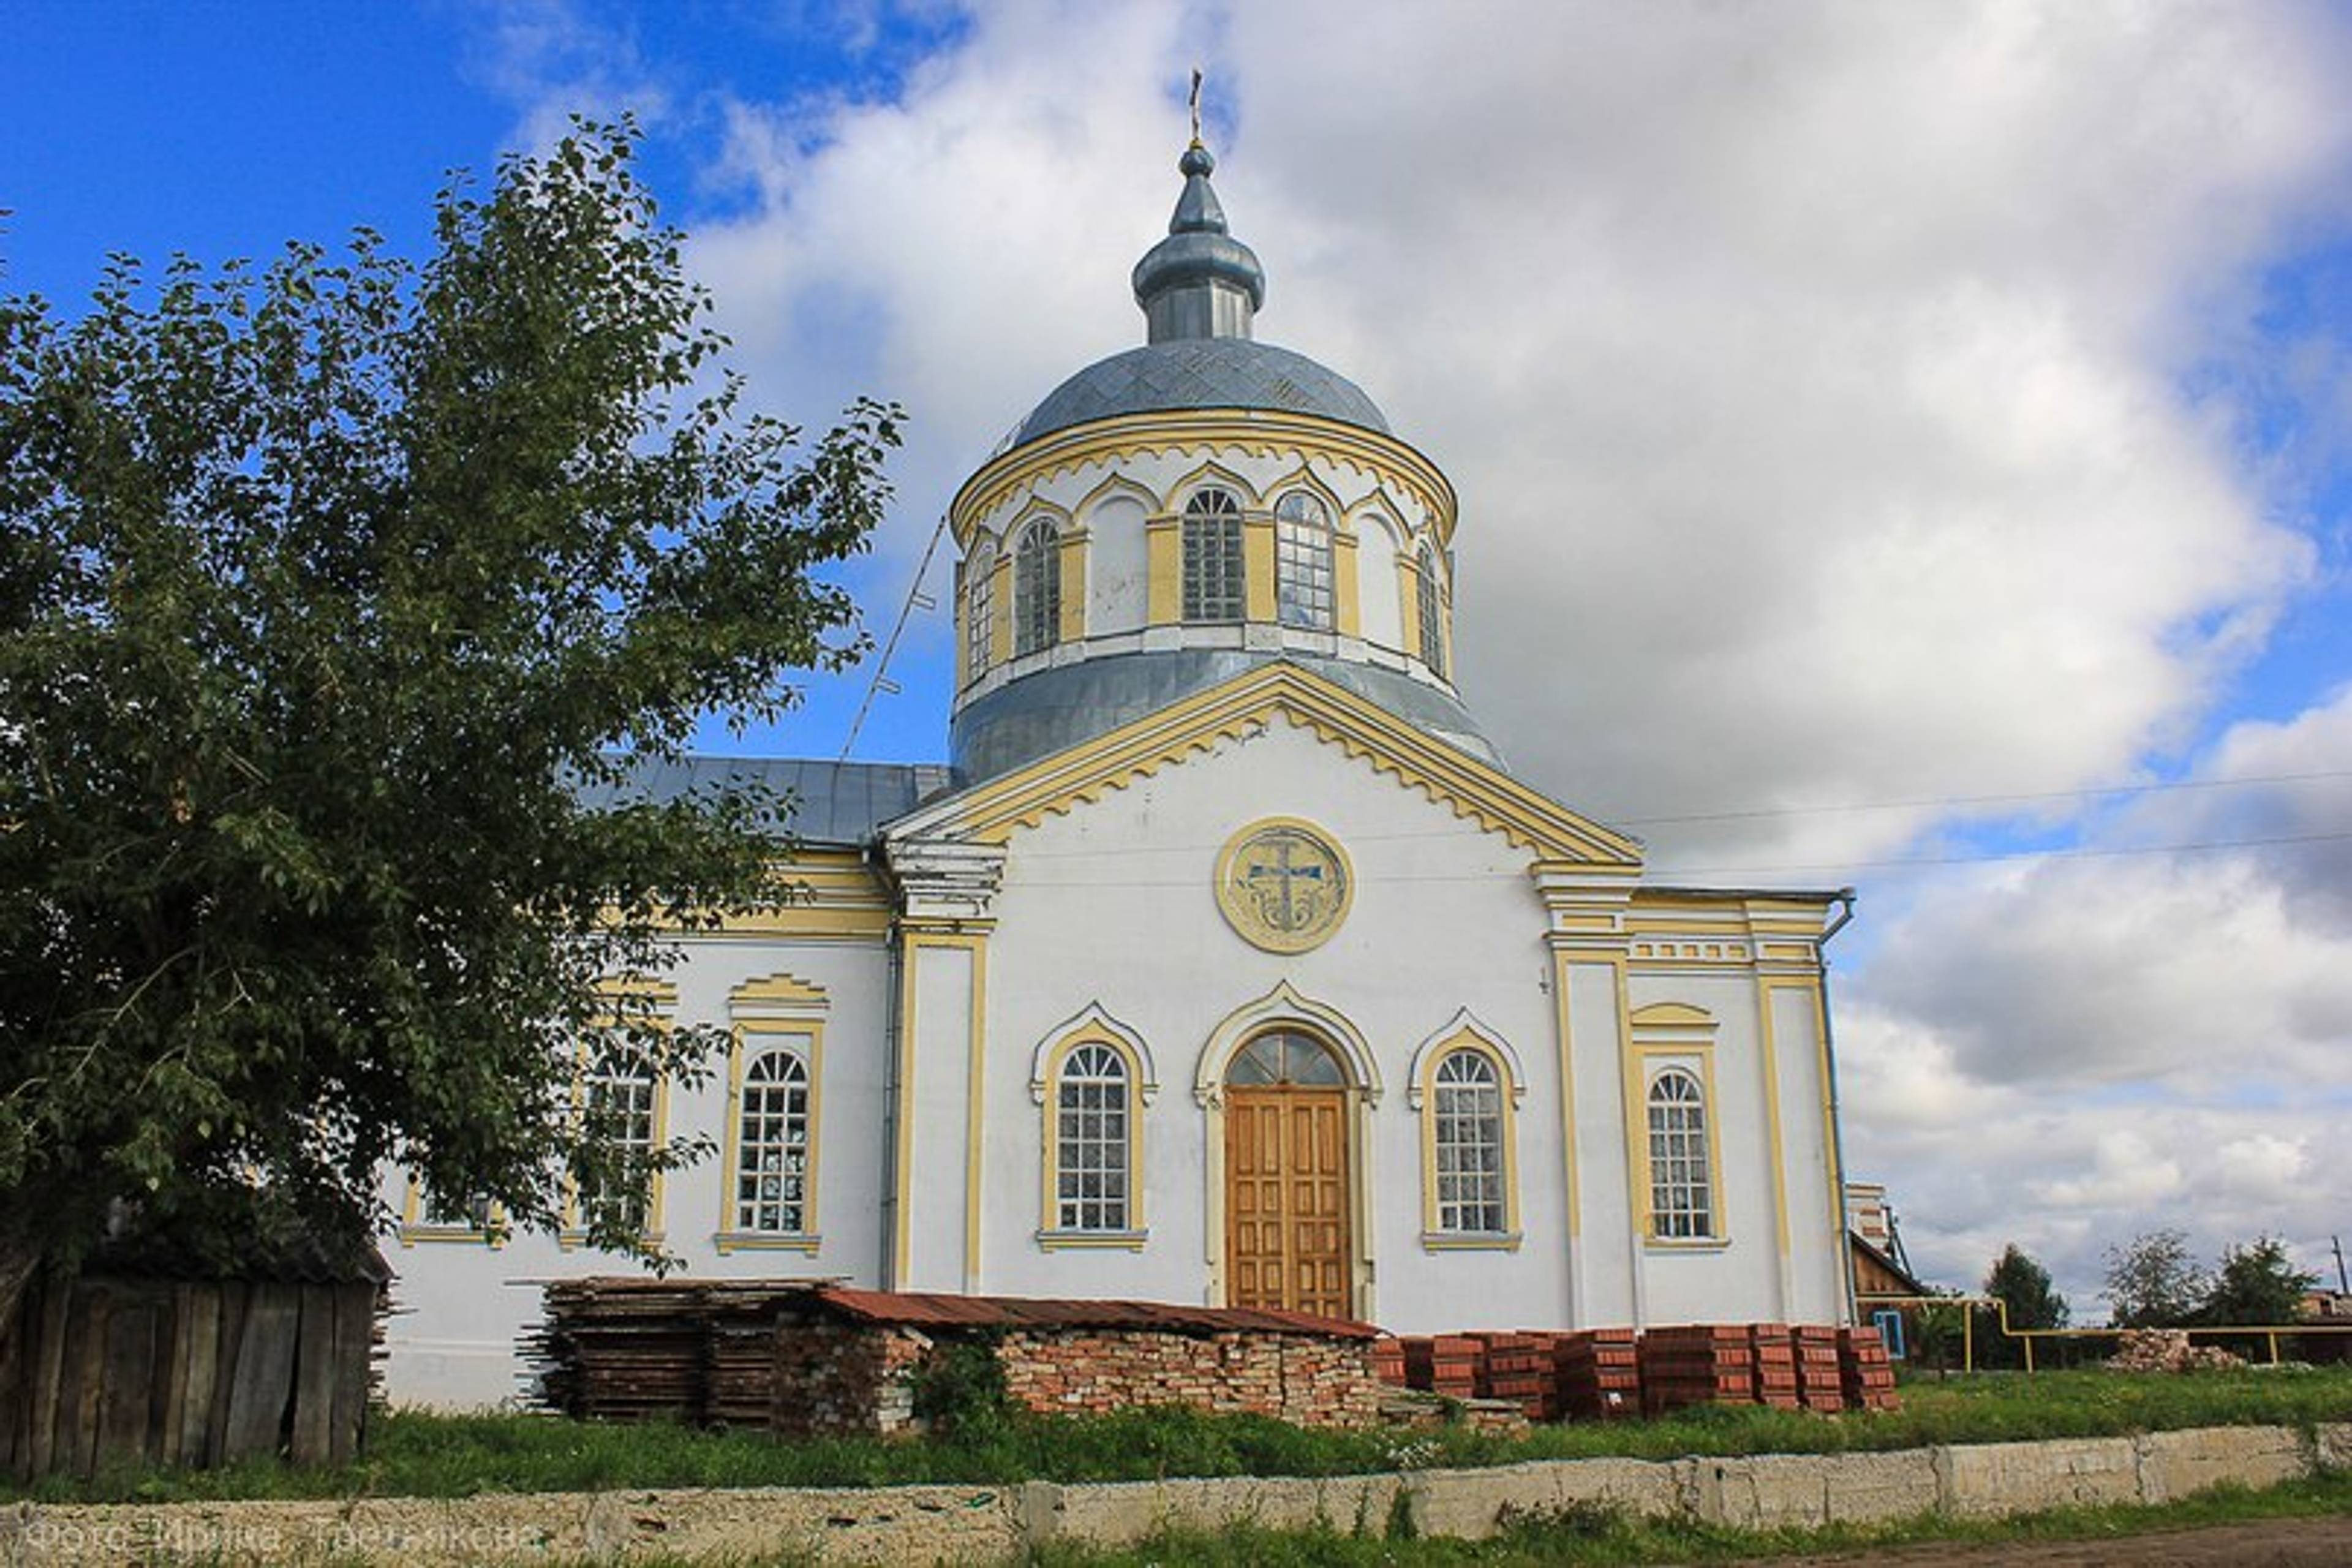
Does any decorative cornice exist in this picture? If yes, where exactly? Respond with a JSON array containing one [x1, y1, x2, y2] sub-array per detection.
[[951, 409, 1457, 551], [881, 839, 1008, 924]]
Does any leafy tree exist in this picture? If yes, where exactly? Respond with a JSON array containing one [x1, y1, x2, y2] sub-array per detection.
[[0, 119, 899, 1317], [2101, 1228, 2210, 1329], [1985, 1243, 2070, 1331], [2200, 1236, 2317, 1327]]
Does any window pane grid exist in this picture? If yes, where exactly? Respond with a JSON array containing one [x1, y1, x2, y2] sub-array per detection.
[[1416, 546, 1446, 675], [1431, 1050, 1506, 1234], [1275, 492, 1333, 630], [1183, 489, 1245, 621], [1015, 523, 1060, 656], [1054, 1043, 1129, 1232], [736, 1049, 810, 1234], [584, 1056, 657, 1230], [1646, 1071, 1713, 1239], [965, 548, 995, 677]]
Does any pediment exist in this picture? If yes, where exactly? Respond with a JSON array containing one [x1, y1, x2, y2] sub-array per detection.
[[888, 662, 1642, 865]]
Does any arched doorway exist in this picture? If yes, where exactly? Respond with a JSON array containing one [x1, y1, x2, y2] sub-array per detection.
[[1223, 1028, 1354, 1317]]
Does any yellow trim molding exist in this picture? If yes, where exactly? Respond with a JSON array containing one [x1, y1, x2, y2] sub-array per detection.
[[1408, 1014, 1526, 1251], [886, 660, 1645, 865], [1031, 1004, 1156, 1250], [712, 971, 829, 1256]]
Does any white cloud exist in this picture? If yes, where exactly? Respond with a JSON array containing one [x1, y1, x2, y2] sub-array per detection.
[[473, 1, 2352, 1314]]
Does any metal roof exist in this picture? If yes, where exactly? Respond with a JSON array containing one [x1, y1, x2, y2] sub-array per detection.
[[814, 1285, 1380, 1339], [952, 649, 1498, 783], [1011, 337, 1392, 448], [576, 755, 953, 846]]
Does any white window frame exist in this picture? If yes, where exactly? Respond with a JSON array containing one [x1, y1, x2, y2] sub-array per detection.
[[1182, 487, 1245, 622], [1645, 1067, 1717, 1242], [1274, 490, 1335, 630], [1014, 519, 1060, 657]]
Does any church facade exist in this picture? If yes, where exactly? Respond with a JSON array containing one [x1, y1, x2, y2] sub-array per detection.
[[383, 140, 1856, 1409]]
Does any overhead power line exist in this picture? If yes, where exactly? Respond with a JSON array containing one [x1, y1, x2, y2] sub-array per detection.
[[1613, 767, 2352, 827]]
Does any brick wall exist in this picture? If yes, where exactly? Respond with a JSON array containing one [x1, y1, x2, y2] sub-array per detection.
[[769, 1317, 935, 1438], [993, 1327, 1380, 1428]]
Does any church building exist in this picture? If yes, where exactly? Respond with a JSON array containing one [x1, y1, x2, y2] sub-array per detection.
[[384, 135, 1858, 1409]]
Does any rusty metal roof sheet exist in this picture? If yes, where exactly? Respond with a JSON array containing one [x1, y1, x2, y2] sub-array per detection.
[[813, 1286, 1379, 1339]]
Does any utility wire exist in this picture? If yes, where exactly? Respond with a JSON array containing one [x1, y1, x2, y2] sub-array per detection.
[[1610, 767, 2352, 827]]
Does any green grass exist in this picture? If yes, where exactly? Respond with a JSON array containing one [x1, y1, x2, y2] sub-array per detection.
[[1017, 1470, 2352, 1566], [9, 1365, 2352, 1506]]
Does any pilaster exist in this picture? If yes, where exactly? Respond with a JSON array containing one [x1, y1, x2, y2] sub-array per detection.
[[881, 839, 1008, 1294]]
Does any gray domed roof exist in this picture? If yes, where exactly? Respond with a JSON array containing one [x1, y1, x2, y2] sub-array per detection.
[[1011, 337, 1392, 448]]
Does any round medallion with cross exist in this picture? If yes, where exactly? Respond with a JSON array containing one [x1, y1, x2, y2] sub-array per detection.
[[1214, 818, 1354, 954]]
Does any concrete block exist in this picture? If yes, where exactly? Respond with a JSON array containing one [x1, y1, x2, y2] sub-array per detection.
[[1409, 1457, 1681, 1540], [1692, 1448, 1940, 1529], [2316, 1423, 2352, 1472], [1936, 1437, 2139, 1519], [1034, 1473, 1398, 1548], [2136, 1425, 2309, 1503], [1690, 1455, 1830, 1529]]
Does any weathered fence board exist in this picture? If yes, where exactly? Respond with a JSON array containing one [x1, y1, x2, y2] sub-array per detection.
[[2, 1270, 381, 1480]]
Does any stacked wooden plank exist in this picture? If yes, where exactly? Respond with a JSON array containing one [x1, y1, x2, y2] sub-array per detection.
[[1554, 1328, 1640, 1420], [1749, 1323, 1801, 1410], [530, 1279, 806, 1425], [1838, 1325, 1901, 1412], [1793, 1324, 1847, 1413], [1638, 1324, 1754, 1415]]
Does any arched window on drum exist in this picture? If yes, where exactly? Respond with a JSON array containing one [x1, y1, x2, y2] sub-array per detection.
[[1274, 491, 1335, 630]]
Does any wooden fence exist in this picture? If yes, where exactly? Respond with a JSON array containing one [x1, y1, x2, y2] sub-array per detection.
[[0, 1272, 379, 1479]]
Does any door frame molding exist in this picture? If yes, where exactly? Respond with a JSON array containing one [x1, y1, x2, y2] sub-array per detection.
[[1196, 982, 1380, 1321]]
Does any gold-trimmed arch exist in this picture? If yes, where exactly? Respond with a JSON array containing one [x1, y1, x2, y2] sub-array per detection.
[[1030, 1003, 1155, 1248], [1407, 1011, 1526, 1249], [1167, 456, 1265, 514], [1194, 979, 1382, 1108]]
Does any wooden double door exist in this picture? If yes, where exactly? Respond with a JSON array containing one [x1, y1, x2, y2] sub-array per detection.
[[1224, 1086, 1353, 1319]]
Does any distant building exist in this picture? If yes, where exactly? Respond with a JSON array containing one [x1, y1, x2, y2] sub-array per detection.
[[383, 132, 1860, 1408]]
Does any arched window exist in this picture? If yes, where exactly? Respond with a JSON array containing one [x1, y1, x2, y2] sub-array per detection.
[[1014, 519, 1061, 657], [1646, 1069, 1714, 1240], [1054, 1042, 1132, 1232], [1431, 1049, 1506, 1234], [1274, 491, 1334, 630], [735, 1048, 811, 1234], [1182, 486, 1245, 622], [1416, 545, 1446, 676], [964, 541, 995, 680], [1226, 1028, 1346, 1086]]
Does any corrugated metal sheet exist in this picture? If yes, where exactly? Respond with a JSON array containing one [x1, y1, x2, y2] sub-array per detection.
[[813, 1286, 1379, 1340], [575, 755, 954, 845]]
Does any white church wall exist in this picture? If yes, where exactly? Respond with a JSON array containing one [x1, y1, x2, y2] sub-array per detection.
[[1766, 978, 1845, 1324], [1563, 959, 1638, 1325], [379, 932, 895, 1408], [965, 717, 1575, 1332], [1082, 489, 1150, 636]]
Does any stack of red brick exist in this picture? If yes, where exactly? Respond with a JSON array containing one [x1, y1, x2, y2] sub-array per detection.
[[1839, 1325, 1899, 1411], [1555, 1328, 1640, 1420], [1373, 1323, 1900, 1422], [1638, 1324, 1754, 1415], [1795, 1324, 1847, 1412]]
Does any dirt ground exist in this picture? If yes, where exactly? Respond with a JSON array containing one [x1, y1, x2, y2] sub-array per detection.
[[1749, 1513, 2352, 1565]]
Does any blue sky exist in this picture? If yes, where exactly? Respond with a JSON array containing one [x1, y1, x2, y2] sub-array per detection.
[[9, 1, 2352, 1313]]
